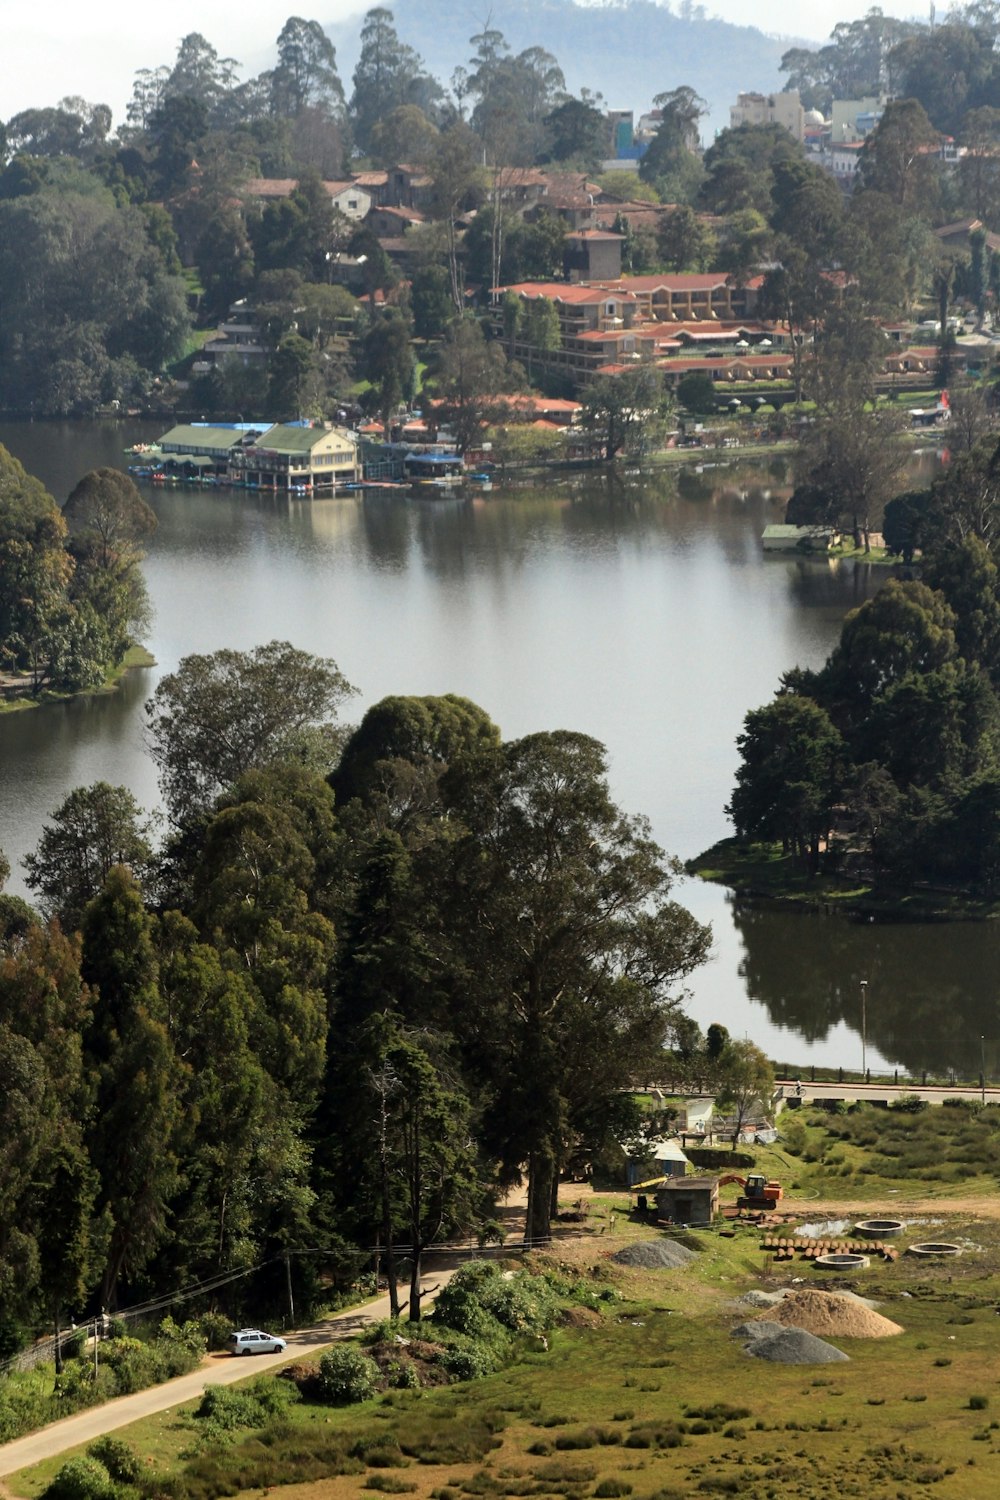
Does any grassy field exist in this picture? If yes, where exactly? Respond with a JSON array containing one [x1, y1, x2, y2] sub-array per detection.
[[12, 1106, 1000, 1500]]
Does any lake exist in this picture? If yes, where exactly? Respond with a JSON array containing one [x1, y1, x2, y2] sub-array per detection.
[[1, 420, 987, 1078]]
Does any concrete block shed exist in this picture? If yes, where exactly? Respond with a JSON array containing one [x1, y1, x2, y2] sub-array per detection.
[[654, 1176, 720, 1226]]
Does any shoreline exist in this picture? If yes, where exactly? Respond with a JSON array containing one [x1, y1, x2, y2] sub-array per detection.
[[0, 646, 156, 715], [686, 837, 1000, 924]]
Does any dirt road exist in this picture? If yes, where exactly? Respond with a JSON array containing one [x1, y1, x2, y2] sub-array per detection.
[[0, 1273, 453, 1481]]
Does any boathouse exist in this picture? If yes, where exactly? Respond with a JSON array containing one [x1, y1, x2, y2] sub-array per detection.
[[233, 425, 360, 492]]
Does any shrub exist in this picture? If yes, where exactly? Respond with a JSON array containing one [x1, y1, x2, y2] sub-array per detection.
[[319, 1345, 380, 1404], [196, 1376, 299, 1431], [96, 1337, 164, 1395], [970, 1395, 990, 1411], [199, 1312, 234, 1352], [87, 1436, 143, 1485], [437, 1342, 497, 1382], [42, 1456, 113, 1500], [595, 1483, 633, 1498]]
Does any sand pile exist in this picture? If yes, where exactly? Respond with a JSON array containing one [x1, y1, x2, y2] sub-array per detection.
[[613, 1240, 697, 1270], [767, 1289, 902, 1339]]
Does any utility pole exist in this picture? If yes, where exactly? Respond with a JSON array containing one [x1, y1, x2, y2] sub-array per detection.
[[982, 1035, 986, 1105], [860, 978, 868, 1079], [284, 1250, 295, 1327]]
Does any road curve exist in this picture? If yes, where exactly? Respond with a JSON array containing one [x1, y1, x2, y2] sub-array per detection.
[[0, 1275, 453, 1481]]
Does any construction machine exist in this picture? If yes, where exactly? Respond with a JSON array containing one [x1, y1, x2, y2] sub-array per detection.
[[717, 1172, 783, 1209]]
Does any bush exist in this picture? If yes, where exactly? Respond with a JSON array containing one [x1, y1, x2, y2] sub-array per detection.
[[970, 1395, 990, 1410], [98, 1337, 165, 1394], [437, 1341, 497, 1382], [87, 1437, 143, 1485], [42, 1456, 113, 1500], [199, 1312, 234, 1352], [319, 1345, 380, 1404], [595, 1482, 633, 1498], [197, 1377, 299, 1432]]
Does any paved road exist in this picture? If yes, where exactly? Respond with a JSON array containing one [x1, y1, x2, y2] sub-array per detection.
[[0, 1273, 454, 1481]]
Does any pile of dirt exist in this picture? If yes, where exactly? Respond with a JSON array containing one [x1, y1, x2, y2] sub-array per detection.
[[613, 1240, 697, 1270], [767, 1289, 902, 1339], [746, 1327, 850, 1364], [560, 1305, 604, 1329]]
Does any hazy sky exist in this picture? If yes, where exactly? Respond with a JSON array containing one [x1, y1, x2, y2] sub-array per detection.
[[6, 1, 931, 123]]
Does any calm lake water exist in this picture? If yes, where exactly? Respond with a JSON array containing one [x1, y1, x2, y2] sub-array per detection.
[[0, 421, 988, 1077]]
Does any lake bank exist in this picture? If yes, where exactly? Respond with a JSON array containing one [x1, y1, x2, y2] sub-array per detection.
[[688, 837, 1000, 922], [0, 646, 156, 715]]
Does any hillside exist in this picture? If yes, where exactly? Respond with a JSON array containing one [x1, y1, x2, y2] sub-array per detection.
[[328, 0, 808, 140]]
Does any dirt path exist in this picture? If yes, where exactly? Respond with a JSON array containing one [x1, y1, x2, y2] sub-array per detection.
[[0, 1273, 455, 1481]]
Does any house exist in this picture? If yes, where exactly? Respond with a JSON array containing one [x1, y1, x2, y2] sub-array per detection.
[[762, 524, 839, 552], [195, 302, 267, 371], [242, 178, 372, 221], [654, 1176, 719, 1226], [233, 424, 360, 492]]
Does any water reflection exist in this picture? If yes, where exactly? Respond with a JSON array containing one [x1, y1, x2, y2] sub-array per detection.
[[733, 895, 1000, 1076]]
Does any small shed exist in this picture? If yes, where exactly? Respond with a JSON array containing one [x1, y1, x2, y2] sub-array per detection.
[[654, 1175, 720, 1226]]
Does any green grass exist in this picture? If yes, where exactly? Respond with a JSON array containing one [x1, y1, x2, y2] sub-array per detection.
[[17, 1120, 1000, 1500], [16, 1219, 1000, 1500]]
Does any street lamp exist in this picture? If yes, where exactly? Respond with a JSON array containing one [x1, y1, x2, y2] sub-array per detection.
[[860, 979, 868, 1080]]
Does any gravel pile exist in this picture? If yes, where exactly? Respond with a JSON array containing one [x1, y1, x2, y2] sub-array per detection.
[[613, 1240, 697, 1270], [746, 1327, 850, 1364], [730, 1319, 786, 1343], [768, 1289, 902, 1339], [738, 1289, 787, 1309]]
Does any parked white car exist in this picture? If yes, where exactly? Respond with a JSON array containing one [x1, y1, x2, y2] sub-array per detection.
[[228, 1328, 287, 1356]]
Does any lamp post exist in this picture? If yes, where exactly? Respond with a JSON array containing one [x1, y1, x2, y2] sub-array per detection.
[[982, 1035, 986, 1105], [860, 979, 868, 1080]]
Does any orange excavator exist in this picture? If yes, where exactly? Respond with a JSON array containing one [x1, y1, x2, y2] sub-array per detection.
[[718, 1172, 783, 1210]]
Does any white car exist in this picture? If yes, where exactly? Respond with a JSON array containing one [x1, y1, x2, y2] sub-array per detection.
[[228, 1328, 287, 1356]]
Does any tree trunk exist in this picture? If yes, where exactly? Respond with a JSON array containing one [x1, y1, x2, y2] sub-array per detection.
[[525, 1143, 555, 1244], [379, 1172, 400, 1317], [54, 1304, 63, 1376], [408, 1243, 423, 1322]]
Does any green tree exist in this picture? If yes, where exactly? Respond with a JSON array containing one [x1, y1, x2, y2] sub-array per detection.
[[656, 205, 716, 272], [351, 8, 440, 153], [81, 868, 186, 1306], [145, 640, 356, 825], [442, 730, 710, 1242], [727, 695, 845, 869], [360, 308, 415, 436], [676, 370, 717, 416], [433, 317, 521, 456], [715, 1040, 774, 1149], [333, 693, 500, 807], [857, 97, 940, 212], [542, 96, 608, 169], [271, 16, 346, 121], [582, 366, 672, 461], [24, 783, 158, 932], [639, 87, 706, 200]]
